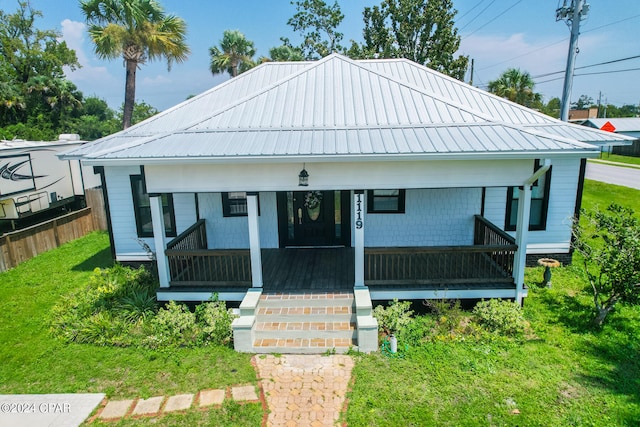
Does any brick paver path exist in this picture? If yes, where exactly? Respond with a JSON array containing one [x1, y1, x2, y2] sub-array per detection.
[[254, 354, 355, 427]]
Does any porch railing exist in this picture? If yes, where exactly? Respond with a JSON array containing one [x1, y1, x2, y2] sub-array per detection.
[[165, 219, 251, 287], [167, 219, 207, 251], [365, 216, 517, 287]]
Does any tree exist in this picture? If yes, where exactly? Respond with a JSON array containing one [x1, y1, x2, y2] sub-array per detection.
[[541, 97, 561, 118], [487, 68, 542, 108], [264, 45, 305, 62], [572, 204, 640, 327], [285, 0, 344, 60], [358, 0, 468, 80], [117, 101, 158, 125], [0, 1, 80, 132], [571, 94, 594, 110], [80, 0, 189, 129], [209, 30, 256, 78]]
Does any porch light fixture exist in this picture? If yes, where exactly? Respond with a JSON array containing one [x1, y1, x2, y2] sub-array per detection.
[[298, 164, 309, 186]]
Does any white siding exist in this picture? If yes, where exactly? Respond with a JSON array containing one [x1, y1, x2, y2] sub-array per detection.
[[197, 192, 279, 249], [483, 157, 581, 254], [105, 166, 197, 260], [363, 188, 482, 247]]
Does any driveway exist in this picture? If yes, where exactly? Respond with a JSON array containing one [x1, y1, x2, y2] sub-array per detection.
[[585, 161, 640, 190]]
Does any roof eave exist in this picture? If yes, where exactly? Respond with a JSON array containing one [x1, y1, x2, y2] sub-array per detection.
[[79, 149, 602, 166]]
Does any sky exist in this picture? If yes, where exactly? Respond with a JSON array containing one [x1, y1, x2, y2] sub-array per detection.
[[4, 0, 639, 112]]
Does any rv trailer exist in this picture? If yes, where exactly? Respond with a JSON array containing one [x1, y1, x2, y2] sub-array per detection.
[[0, 134, 100, 228]]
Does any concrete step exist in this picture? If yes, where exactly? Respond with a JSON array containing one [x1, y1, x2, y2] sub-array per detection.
[[252, 337, 357, 354], [258, 292, 354, 308], [254, 321, 356, 340], [255, 306, 355, 323]]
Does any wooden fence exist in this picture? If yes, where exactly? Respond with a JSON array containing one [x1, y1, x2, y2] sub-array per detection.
[[0, 207, 100, 272], [85, 187, 108, 231]]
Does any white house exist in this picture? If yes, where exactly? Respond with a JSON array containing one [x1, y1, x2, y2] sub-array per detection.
[[62, 54, 632, 353]]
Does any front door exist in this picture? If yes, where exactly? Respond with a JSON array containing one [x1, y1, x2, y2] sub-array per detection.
[[277, 191, 350, 247]]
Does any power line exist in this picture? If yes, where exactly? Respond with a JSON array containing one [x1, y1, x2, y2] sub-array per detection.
[[532, 54, 640, 79], [459, 0, 497, 32], [464, 0, 525, 37], [534, 66, 640, 85], [475, 14, 640, 72], [456, 0, 487, 22]]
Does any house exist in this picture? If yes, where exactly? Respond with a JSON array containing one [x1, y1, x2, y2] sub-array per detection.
[[580, 117, 640, 157], [61, 54, 632, 353], [568, 107, 598, 121]]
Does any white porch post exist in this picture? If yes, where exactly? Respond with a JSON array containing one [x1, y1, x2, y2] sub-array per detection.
[[513, 159, 551, 305], [354, 191, 365, 288], [247, 193, 263, 288], [149, 195, 170, 288], [513, 185, 531, 305]]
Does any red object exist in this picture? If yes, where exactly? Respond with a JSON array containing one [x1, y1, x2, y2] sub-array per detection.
[[600, 121, 616, 132]]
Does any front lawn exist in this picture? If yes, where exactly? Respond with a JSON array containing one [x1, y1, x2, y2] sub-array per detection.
[[346, 179, 640, 426], [0, 232, 259, 411]]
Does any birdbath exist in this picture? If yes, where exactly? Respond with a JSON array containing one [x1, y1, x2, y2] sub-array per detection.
[[537, 258, 560, 288]]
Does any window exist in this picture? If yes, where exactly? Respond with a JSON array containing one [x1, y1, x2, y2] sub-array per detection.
[[367, 189, 406, 213], [222, 192, 260, 217], [130, 175, 176, 237], [505, 160, 552, 231]]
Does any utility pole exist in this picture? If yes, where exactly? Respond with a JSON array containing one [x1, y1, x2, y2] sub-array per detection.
[[469, 58, 474, 86], [556, 0, 589, 121]]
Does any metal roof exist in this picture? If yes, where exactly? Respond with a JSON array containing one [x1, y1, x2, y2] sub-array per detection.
[[583, 118, 640, 133], [63, 54, 619, 163]]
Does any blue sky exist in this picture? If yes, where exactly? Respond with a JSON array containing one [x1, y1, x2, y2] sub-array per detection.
[[7, 0, 640, 111]]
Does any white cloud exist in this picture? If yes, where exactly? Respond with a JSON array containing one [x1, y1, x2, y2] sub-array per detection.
[[142, 75, 172, 86]]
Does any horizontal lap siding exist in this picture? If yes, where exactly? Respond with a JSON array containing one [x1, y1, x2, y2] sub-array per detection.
[[483, 157, 581, 254], [105, 166, 197, 259], [363, 188, 482, 247], [197, 192, 279, 249]]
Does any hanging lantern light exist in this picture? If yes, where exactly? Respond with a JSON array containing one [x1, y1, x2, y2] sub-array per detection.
[[298, 164, 309, 186]]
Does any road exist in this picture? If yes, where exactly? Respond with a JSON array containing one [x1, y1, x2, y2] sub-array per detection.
[[585, 161, 640, 190]]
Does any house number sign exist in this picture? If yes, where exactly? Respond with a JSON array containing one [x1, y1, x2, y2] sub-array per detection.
[[355, 193, 363, 229]]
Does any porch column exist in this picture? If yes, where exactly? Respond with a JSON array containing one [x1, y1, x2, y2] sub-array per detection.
[[354, 190, 365, 288], [247, 193, 263, 288], [513, 185, 531, 305], [149, 194, 170, 288]]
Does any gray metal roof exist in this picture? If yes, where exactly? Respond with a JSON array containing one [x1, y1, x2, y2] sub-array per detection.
[[64, 54, 622, 163], [583, 118, 640, 133]]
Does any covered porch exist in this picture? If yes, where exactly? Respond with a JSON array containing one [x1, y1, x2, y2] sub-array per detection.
[[155, 214, 519, 302]]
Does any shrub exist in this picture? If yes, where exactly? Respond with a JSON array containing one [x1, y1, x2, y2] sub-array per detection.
[[146, 301, 200, 348], [373, 299, 414, 335], [50, 265, 157, 345], [195, 297, 237, 346], [472, 299, 527, 337]]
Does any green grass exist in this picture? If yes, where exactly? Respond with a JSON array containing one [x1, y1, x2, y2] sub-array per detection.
[[346, 180, 640, 426], [595, 153, 640, 167], [0, 231, 260, 425]]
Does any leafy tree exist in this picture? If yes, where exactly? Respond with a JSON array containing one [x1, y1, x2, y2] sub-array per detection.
[[572, 204, 640, 327], [487, 68, 542, 108], [284, 0, 344, 60], [117, 101, 159, 126], [80, 0, 189, 129], [209, 30, 256, 77], [571, 94, 594, 110], [358, 0, 468, 80], [264, 44, 306, 62], [540, 97, 561, 118], [0, 1, 80, 134]]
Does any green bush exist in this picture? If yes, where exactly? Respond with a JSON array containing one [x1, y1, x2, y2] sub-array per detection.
[[146, 301, 199, 348], [373, 299, 414, 335], [472, 299, 527, 337], [50, 265, 157, 345], [195, 297, 236, 346]]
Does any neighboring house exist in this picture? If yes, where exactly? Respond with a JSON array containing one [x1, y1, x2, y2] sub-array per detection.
[[61, 54, 632, 353], [581, 118, 640, 157], [568, 107, 598, 121]]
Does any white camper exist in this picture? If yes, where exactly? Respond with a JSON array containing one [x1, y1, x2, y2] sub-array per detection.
[[0, 134, 100, 222]]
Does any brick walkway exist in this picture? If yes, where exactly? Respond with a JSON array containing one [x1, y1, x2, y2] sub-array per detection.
[[254, 354, 355, 427]]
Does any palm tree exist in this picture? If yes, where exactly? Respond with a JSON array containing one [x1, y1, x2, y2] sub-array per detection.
[[80, 0, 189, 129], [209, 30, 256, 78], [487, 68, 542, 108]]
